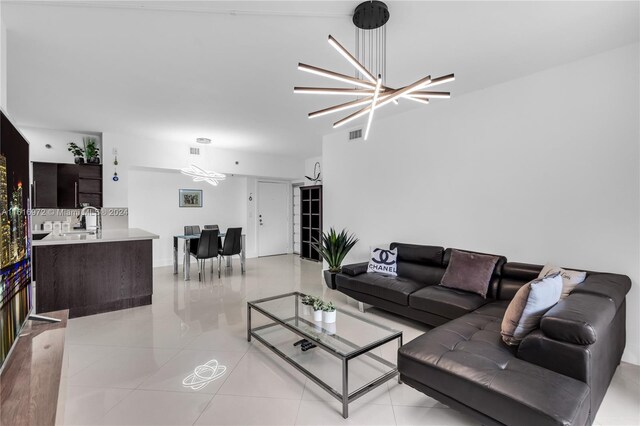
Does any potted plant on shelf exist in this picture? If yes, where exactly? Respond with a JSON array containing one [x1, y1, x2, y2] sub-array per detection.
[[301, 295, 316, 316], [84, 137, 100, 164], [67, 142, 85, 164], [312, 298, 324, 322], [311, 227, 359, 289], [322, 301, 336, 323]]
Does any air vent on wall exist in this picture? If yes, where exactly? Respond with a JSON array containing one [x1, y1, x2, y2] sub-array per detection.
[[189, 147, 200, 155], [348, 129, 362, 141]]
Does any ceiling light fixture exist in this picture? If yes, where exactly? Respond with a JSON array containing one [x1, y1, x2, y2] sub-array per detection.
[[181, 164, 226, 186], [196, 138, 212, 144], [294, 1, 454, 140]]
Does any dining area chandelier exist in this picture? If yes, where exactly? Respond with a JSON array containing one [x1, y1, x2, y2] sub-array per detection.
[[294, 1, 454, 140]]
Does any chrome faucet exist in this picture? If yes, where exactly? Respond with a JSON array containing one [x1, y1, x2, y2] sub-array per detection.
[[80, 206, 102, 235]]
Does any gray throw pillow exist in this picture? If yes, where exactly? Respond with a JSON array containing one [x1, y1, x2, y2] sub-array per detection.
[[439, 250, 499, 298], [538, 263, 586, 299], [501, 273, 563, 346]]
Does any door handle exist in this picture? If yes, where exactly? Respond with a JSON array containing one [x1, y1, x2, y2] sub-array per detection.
[[74, 182, 78, 207], [33, 181, 37, 206]]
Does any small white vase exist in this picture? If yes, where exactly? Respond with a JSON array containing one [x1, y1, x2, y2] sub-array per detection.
[[313, 309, 323, 322], [302, 305, 312, 316], [322, 310, 336, 323]]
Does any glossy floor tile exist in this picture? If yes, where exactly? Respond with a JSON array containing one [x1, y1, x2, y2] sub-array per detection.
[[61, 255, 640, 425], [195, 394, 300, 425], [101, 389, 213, 425]]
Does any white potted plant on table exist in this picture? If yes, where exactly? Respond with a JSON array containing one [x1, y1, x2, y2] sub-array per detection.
[[312, 299, 324, 322], [301, 295, 316, 316], [322, 301, 337, 323]]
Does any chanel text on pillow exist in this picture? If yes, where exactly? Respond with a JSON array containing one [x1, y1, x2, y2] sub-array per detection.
[[368, 247, 398, 276]]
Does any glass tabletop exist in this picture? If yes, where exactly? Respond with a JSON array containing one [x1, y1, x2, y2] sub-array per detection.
[[248, 292, 401, 357], [175, 233, 226, 239]]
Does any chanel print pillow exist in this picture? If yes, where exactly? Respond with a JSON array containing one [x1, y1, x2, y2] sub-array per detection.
[[367, 247, 398, 276]]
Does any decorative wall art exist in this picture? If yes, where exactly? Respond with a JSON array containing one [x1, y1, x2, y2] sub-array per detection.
[[179, 189, 202, 208]]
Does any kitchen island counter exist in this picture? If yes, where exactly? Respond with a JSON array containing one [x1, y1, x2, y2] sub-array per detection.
[[33, 228, 158, 318], [32, 227, 159, 246]]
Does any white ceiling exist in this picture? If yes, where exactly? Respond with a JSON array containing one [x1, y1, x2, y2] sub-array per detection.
[[3, 1, 638, 158]]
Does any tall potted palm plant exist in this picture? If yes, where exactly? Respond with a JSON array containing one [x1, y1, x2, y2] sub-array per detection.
[[311, 228, 358, 289]]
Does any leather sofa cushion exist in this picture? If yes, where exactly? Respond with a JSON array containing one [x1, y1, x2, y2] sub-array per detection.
[[338, 272, 425, 305], [499, 262, 544, 300], [409, 285, 490, 319], [398, 306, 590, 426], [518, 330, 592, 384], [390, 243, 444, 266], [389, 243, 446, 286], [341, 262, 368, 276], [541, 293, 617, 345], [397, 263, 446, 287], [571, 272, 631, 310], [474, 300, 510, 318]]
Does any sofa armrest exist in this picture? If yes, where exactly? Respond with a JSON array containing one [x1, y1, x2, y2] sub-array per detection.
[[341, 262, 368, 276], [518, 330, 591, 383], [540, 293, 617, 345]]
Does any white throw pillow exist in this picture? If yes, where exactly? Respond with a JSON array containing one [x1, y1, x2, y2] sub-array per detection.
[[367, 247, 398, 276], [501, 273, 563, 346], [538, 264, 586, 299]]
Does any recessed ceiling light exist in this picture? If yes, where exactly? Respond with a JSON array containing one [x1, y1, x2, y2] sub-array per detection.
[[196, 138, 211, 145]]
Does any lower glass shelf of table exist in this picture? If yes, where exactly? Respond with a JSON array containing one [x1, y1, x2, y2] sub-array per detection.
[[247, 292, 403, 418]]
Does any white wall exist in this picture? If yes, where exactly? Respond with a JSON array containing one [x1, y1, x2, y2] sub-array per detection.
[[323, 44, 640, 364], [102, 132, 303, 208], [21, 127, 103, 165], [127, 168, 248, 267]]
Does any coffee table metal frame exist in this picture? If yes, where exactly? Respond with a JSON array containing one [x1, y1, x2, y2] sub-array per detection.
[[247, 291, 403, 418]]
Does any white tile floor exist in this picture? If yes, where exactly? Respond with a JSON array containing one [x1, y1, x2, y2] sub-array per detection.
[[62, 255, 640, 426]]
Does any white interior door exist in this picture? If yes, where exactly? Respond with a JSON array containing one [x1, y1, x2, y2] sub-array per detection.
[[258, 181, 290, 257]]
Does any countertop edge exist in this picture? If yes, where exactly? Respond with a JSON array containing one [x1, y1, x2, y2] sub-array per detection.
[[32, 228, 160, 246]]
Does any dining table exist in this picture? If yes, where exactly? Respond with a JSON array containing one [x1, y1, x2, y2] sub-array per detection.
[[173, 232, 246, 281]]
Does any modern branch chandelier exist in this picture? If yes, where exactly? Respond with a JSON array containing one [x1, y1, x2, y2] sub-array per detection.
[[181, 164, 226, 186], [294, 1, 454, 140]]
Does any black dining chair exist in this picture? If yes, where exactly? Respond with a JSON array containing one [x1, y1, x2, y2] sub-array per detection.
[[184, 225, 201, 257], [204, 224, 222, 248], [190, 229, 221, 280], [219, 227, 242, 271], [184, 225, 201, 235]]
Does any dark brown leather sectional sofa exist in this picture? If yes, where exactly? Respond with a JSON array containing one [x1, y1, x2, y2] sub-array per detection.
[[335, 243, 631, 426]]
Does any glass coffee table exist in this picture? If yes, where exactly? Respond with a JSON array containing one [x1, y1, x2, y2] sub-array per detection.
[[247, 292, 402, 418]]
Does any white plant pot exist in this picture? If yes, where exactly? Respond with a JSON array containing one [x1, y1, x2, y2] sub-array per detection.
[[313, 309, 323, 322], [322, 310, 337, 323], [302, 305, 312, 316]]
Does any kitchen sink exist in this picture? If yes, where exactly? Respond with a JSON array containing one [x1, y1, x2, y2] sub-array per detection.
[[61, 230, 96, 236]]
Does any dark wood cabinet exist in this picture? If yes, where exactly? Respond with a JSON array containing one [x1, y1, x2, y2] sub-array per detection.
[[300, 185, 322, 261], [57, 164, 79, 208], [31, 162, 103, 208], [78, 164, 103, 207], [32, 162, 58, 208]]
